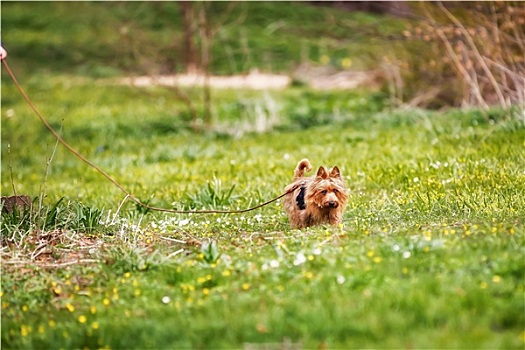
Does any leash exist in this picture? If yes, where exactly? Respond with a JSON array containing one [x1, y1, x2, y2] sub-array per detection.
[[1, 57, 296, 214]]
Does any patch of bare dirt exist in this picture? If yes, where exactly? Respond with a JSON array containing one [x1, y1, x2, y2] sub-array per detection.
[[1, 229, 103, 270], [116, 66, 381, 91], [119, 70, 291, 90], [293, 64, 382, 90]]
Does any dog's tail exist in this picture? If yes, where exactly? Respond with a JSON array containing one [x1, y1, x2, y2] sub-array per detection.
[[294, 158, 312, 179]]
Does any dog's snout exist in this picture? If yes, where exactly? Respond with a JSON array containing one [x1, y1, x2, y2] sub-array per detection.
[[328, 201, 338, 208]]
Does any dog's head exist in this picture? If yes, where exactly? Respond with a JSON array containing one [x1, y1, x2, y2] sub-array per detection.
[[308, 166, 348, 209]]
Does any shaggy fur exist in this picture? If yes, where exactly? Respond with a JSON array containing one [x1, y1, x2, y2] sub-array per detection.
[[283, 158, 348, 229]]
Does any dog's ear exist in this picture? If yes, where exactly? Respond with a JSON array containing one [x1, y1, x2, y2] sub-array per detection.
[[316, 166, 328, 179], [330, 166, 341, 178]]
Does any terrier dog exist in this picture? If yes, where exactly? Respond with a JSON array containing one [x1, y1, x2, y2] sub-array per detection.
[[283, 158, 348, 229]]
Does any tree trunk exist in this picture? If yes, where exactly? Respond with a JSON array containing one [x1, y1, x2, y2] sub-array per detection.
[[179, 2, 198, 74]]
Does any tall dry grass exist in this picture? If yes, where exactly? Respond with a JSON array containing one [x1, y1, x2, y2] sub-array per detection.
[[385, 1, 524, 115]]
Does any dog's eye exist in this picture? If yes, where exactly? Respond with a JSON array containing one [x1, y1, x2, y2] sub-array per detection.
[[333, 189, 338, 194], [321, 190, 327, 195]]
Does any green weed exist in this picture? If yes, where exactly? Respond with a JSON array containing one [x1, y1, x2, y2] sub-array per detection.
[[183, 178, 238, 210], [201, 240, 221, 264], [1, 197, 106, 245], [0, 201, 33, 243]]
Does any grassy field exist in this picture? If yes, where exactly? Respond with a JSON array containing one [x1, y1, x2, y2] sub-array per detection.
[[2, 72, 524, 348], [1, 1, 402, 77], [2, 2, 525, 350]]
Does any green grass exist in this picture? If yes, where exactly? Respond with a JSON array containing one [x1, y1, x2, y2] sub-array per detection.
[[2, 2, 404, 77], [1, 72, 524, 348], [1, 2, 525, 349]]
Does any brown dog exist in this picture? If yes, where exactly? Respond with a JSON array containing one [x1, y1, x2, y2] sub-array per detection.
[[283, 158, 348, 229]]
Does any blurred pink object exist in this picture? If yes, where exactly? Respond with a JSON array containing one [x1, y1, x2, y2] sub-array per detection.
[[0, 46, 7, 59]]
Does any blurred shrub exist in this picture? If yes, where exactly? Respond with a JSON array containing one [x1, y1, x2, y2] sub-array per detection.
[[384, 1, 524, 113]]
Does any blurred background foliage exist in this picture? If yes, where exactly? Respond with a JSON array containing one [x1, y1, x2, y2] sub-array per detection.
[[1, 1, 523, 111]]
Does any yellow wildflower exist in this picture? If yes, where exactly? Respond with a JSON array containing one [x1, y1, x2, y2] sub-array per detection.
[[341, 58, 352, 68], [320, 55, 330, 65]]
